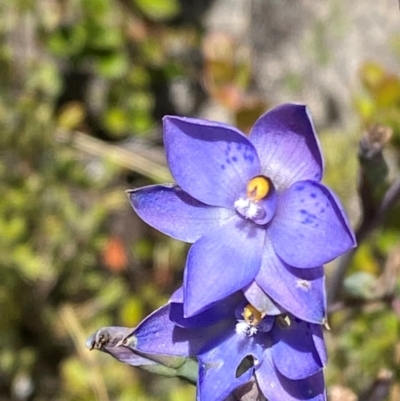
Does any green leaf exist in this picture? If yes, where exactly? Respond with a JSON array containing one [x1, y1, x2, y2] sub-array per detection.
[[133, 0, 180, 21], [95, 53, 129, 79], [120, 296, 145, 326], [104, 107, 128, 135], [47, 24, 87, 57]]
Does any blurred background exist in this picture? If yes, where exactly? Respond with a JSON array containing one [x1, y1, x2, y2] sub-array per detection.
[[1, 0, 400, 400]]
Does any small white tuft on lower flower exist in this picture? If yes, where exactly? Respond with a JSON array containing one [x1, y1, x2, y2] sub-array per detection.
[[235, 320, 258, 336], [248, 326, 258, 336], [235, 321, 249, 336]]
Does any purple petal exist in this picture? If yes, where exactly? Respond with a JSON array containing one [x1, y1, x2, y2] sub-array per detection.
[[242, 281, 282, 316], [256, 349, 326, 401], [269, 181, 356, 268], [163, 116, 261, 208], [86, 326, 177, 369], [170, 286, 184, 303], [128, 184, 234, 243], [105, 344, 160, 367], [198, 331, 264, 401], [169, 291, 242, 329], [86, 326, 155, 367], [271, 317, 323, 380], [131, 304, 229, 357], [255, 237, 326, 324], [133, 305, 192, 356], [249, 104, 323, 190], [184, 216, 265, 317], [311, 325, 327, 367]]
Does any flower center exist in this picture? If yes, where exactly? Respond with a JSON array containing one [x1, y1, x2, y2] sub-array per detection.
[[235, 304, 263, 336], [243, 304, 263, 326], [246, 176, 271, 201], [234, 175, 277, 225]]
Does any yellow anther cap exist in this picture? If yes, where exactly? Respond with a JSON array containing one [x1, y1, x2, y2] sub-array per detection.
[[243, 304, 263, 326], [246, 176, 270, 201]]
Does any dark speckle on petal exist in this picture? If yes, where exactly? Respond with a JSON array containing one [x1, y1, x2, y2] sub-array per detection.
[[239, 145, 256, 164], [236, 143, 242, 151], [232, 156, 238, 162], [220, 164, 226, 170], [296, 185, 305, 191], [226, 159, 231, 164], [310, 193, 317, 198], [320, 208, 325, 213], [300, 209, 317, 226]]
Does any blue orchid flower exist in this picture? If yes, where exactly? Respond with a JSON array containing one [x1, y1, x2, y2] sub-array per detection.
[[128, 104, 356, 322], [93, 288, 327, 401]]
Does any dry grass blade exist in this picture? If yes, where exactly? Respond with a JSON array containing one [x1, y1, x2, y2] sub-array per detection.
[[59, 304, 111, 401], [57, 129, 172, 183]]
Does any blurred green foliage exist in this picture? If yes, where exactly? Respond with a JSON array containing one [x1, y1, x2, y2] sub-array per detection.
[[1, 1, 400, 400], [322, 60, 400, 400], [0, 0, 192, 400]]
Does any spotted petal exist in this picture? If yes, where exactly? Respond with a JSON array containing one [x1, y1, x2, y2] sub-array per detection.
[[249, 104, 323, 190], [271, 317, 323, 380], [128, 184, 234, 243], [184, 216, 265, 317], [255, 237, 326, 324], [163, 116, 261, 208], [269, 180, 356, 268], [256, 349, 326, 401]]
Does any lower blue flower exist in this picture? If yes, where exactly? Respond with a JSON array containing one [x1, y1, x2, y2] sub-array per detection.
[[102, 288, 327, 401]]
